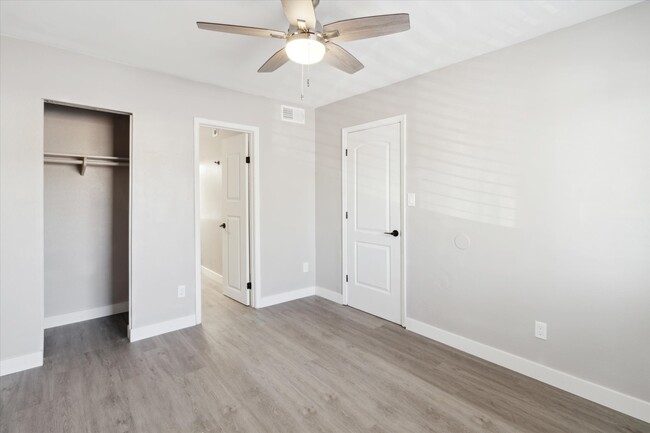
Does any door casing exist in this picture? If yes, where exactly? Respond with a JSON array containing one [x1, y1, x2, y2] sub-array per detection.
[[194, 118, 261, 321], [341, 115, 407, 326]]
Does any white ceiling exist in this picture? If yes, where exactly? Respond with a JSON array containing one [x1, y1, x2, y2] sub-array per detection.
[[0, 0, 639, 108]]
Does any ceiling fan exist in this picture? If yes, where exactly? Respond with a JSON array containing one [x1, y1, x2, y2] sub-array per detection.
[[197, 0, 410, 74]]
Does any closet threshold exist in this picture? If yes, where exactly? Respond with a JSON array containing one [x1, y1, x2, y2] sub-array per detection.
[[44, 152, 129, 176]]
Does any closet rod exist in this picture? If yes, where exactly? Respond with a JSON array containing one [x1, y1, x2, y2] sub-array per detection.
[[44, 155, 129, 175], [44, 152, 129, 162], [44, 158, 129, 167]]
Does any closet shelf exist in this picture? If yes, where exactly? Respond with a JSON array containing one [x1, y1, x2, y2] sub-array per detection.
[[44, 152, 129, 176]]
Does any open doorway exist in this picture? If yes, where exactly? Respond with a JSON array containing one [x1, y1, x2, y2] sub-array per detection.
[[194, 118, 261, 321]]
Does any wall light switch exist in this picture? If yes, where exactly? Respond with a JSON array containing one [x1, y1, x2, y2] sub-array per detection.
[[535, 321, 547, 340], [408, 193, 416, 207], [178, 285, 186, 298], [303, 262, 309, 273]]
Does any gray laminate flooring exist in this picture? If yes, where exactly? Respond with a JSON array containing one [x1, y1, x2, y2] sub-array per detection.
[[1, 278, 648, 433]]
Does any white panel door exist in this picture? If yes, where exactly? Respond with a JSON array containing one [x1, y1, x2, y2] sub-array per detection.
[[221, 133, 250, 305], [346, 122, 401, 323]]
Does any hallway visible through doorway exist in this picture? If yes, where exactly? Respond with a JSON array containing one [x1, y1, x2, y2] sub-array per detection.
[[198, 125, 252, 309]]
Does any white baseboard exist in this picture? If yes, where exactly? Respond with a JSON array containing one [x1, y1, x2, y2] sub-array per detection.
[[256, 287, 316, 308], [315, 286, 344, 304], [44, 301, 129, 329], [201, 266, 223, 284], [129, 314, 196, 342], [405, 318, 650, 423], [0, 351, 43, 376]]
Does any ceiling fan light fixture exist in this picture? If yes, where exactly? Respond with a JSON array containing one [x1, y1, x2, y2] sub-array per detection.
[[285, 33, 325, 65]]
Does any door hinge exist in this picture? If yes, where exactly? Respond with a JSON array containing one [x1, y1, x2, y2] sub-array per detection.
[[345, 149, 348, 156], [345, 274, 348, 283], [245, 156, 251, 164], [247, 282, 252, 290]]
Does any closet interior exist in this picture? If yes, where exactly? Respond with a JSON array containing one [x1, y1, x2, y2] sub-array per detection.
[[43, 102, 131, 334]]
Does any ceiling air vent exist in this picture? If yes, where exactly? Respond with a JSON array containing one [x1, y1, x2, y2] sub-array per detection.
[[281, 105, 305, 124]]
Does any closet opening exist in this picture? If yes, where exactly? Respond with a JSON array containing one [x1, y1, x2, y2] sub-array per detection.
[[43, 101, 131, 343]]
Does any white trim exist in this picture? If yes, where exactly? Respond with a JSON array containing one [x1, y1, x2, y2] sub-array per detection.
[[128, 112, 134, 345], [44, 302, 129, 329], [341, 128, 347, 305], [399, 118, 407, 326], [0, 351, 44, 377], [201, 266, 223, 284], [256, 287, 316, 308], [194, 118, 261, 320], [315, 286, 344, 304], [341, 115, 407, 325], [129, 314, 196, 342], [405, 317, 650, 423]]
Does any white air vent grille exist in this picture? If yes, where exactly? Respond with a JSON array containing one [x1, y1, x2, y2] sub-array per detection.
[[281, 105, 305, 124]]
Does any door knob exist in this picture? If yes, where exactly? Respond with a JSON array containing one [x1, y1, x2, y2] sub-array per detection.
[[219, 223, 226, 229], [384, 229, 399, 237]]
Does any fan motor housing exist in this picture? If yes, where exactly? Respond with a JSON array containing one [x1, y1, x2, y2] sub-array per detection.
[[287, 21, 324, 37]]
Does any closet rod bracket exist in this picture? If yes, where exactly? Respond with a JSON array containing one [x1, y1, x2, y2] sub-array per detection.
[[80, 157, 88, 176]]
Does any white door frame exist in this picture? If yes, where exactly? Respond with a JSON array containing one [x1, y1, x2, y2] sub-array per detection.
[[341, 115, 407, 326], [194, 118, 261, 321]]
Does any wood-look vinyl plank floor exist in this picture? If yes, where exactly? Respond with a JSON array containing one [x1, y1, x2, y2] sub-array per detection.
[[1, 278, 648, 433]]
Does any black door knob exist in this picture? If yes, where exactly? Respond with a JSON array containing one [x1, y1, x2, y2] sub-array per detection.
[[219, 223, 226, 229], [384, 229, 399, 237]]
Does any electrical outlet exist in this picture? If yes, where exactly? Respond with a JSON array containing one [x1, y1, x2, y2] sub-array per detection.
[[303, 262, 309, 273], [535, 321, 547, 340], [177, 285, 186, 298]]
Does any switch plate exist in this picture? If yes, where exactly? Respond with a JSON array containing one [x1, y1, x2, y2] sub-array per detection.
[[535, 321, 547, 340], [303, 262, 309, 273], [408, 193, 416, 207], [178, 285, 186, 298]]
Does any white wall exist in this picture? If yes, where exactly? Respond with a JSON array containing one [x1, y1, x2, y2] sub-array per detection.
[[316, 2, 649, 404], [0, 36, 315, 364], [44, 104, 130, 318], [199, 126, 226, 276]]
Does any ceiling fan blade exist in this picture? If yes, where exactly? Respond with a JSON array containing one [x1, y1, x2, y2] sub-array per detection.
[[323, 13, 410, 42], [324, 43, 364, 74], [258, 48, 290, 73], [197, 22, 286, 39], [281, 0, 317, 30]]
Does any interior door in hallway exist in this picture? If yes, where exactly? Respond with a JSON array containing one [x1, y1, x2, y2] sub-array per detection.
[[346, 121, 402, 324], [221, 133, 250, 305]]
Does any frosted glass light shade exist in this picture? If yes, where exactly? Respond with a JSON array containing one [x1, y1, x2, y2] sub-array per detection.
[[285, 34, 325, 65]]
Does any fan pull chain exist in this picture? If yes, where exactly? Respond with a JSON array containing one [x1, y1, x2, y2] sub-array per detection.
[[306, 42, 311, 88], [300, 64, 304, 101], [299, 43, 313, 100]]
